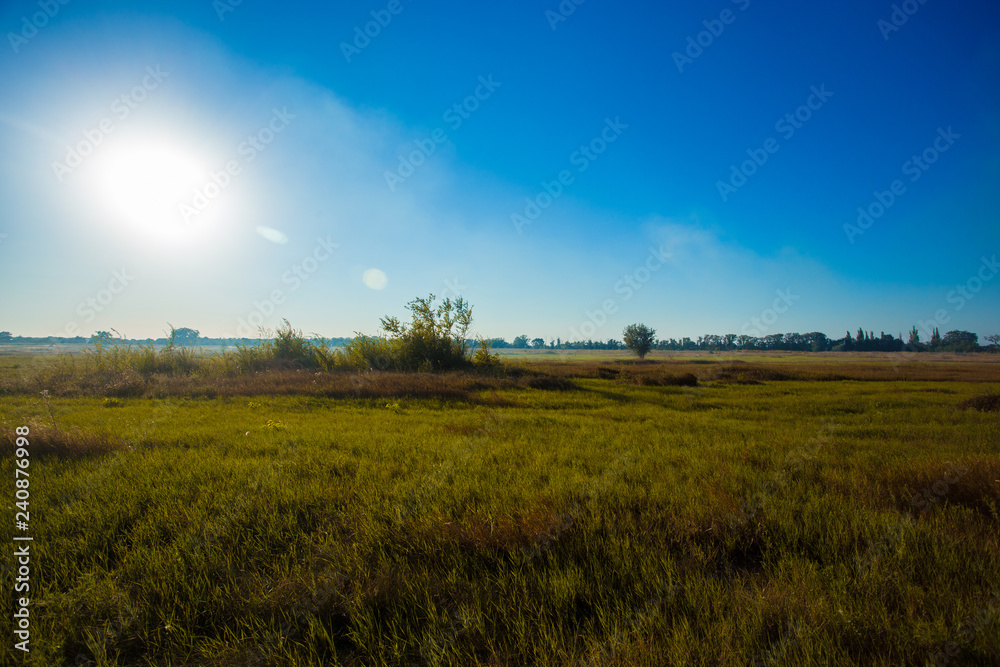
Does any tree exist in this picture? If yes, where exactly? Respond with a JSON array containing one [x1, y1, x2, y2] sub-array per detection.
[[907, 326, 920, 347], [930, 327, 942, 349], [168, 325, 199, 346], [531, 337, 546, 349], [0, 331, 11, 343], [986, 334, 1000, 350], [940, 330, 978, 352], [512, 335, 529, 349], [622, 323, 656, 359]]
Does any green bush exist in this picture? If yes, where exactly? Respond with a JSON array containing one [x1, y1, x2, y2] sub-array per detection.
[[341, 294, 475, 372], [337, 334, 394, 371]]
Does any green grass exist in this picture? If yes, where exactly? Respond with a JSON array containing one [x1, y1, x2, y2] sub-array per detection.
[[2, 357, 999, 666]]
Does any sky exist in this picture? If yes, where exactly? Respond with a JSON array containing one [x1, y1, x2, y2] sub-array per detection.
[[1, 0, 998, 343]]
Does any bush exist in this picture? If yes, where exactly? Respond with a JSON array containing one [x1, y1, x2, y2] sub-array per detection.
[[219, 321, 332, 372], [337, 334, 394, 371], [472, 336, 501, 369], [341, 294, 475, 372]]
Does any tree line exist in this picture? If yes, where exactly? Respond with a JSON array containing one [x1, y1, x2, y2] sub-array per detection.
[[486, 327, 997, 354], [1, 325, 996, 355]]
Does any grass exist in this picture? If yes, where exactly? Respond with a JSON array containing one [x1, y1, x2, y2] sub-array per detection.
[[1, 354, 998, 665]]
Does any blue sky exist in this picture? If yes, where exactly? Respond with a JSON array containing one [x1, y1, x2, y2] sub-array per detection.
[[1, 0, 997, 342]]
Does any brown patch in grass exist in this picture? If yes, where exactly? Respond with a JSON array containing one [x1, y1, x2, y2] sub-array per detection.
[[522, 375, 576, 391], [1, 421, 125, 458], [880, 455, 1000, 517], [711, 363, 796, 383], [442, 423, 491, 437], [624, 370, 699, 387], [596, 366, 620, 380], [958, 393, 1000, 412], [417, 504, 570, 554]]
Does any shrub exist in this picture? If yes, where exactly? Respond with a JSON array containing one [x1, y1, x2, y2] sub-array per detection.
[[337, 334, 395, 371], [272, 319, 316, 366], [342, 294, 475, 372], [472, 336, 501, 369]]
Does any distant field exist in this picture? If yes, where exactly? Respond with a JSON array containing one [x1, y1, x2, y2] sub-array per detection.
[[2, 356, 998, 666]]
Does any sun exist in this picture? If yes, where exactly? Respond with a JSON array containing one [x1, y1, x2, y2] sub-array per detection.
[[86, 137, 210, 239]]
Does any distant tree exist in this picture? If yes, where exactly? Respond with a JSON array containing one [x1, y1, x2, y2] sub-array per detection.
[[622, 323, 656, 359], [0, 331, 11, 343], [168, 325, 200, 346], [92, 331, 113, 342], [940, 330, 978, 352], [907, 326, 920, 347], [531, 337, 546, 349], [512, 335, 529, 349], [930, 327, 942, 349], [986, 334, 1000, 353], [804, 332, 829, 352]]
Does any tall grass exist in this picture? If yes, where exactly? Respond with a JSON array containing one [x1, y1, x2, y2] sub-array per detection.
[[0, 364, 997, 665]]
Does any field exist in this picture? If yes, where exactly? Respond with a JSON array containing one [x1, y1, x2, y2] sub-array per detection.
[[2, 352, 999, 666]]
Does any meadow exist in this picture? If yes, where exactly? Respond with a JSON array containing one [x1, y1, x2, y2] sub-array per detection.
[[1, 351, 999, 666]]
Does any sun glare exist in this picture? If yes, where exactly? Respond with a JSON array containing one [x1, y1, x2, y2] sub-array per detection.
[[86, 138, 210, 240]]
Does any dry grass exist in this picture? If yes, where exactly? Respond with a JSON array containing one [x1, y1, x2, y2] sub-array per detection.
[[1, 420, 124, 458], [525, 357, 1000, 384], [877, 455, 1000, 518], [3, 354, 1000, 403]]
